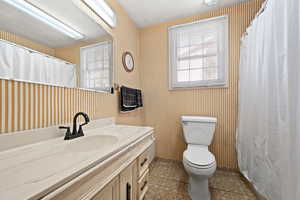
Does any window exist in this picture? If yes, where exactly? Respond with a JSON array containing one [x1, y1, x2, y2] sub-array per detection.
[[168, 15, 228, 89], [80, 41, 113, 92]]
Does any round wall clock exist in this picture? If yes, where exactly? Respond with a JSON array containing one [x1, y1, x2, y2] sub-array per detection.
[[122, 51, 134, 72]]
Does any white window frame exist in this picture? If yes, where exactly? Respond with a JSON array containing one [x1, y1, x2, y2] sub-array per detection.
[[168, 15, 229, 90], [80, 40, 113, 92]]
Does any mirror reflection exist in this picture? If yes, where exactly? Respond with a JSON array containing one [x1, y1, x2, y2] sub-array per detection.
[[0, 0, 114, 92]]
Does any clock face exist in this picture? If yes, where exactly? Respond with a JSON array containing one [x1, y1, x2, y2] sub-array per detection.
[[125, 54, 134, 70], [122, 52, 134, 72]]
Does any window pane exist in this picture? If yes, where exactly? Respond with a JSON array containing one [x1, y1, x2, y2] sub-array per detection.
[[88, 79, 95, 88], [203, 42, 217, 55], [177, 47, 189, 58], [190, 33, 202, 45], [190, 58, 203, 69], [203, 67, 218, 80], [104, 60, 109, 69], [89, 72, 95, 79], [204, 56, 217, 67], [177, 59, 189, 70], [96, 46, 104, 56], [204, 34, 217, 43], [94, 71, 102, 79], [103, 69, 109, 78], [177, 32, 189, 47], [87, 50, 96, 62], [177, 70, 189, 82], [190, 45, 204, 57], [95, 79, 102, 88], [103, 79, 109, 88], [190, 69, 203, 81]]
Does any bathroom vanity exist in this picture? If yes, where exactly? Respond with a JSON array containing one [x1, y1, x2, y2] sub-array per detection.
[[0, 118, 155, 200]]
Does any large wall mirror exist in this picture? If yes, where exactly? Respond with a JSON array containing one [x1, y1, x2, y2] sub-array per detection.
[[0, 0, 114, 92]]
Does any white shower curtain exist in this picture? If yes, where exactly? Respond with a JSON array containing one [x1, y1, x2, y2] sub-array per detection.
[[0, 40, 76, 88], [237, 0, 300, 200]]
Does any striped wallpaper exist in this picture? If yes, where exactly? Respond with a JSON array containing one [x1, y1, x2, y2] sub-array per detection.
[[0, 79, 113, 133], [140, 0, 264, 169]]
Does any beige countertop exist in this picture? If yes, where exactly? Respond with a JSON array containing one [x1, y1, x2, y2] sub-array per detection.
[[0, 125, 153, 200]]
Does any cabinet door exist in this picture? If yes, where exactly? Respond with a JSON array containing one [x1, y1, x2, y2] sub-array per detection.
[[120, 161, 138, 200], [92, 177, 119, 200]]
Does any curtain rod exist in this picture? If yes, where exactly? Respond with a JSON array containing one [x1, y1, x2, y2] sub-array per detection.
[[0, 39, 75, 66], [241, 0, 269, 39], [255, 0, 268, 18]]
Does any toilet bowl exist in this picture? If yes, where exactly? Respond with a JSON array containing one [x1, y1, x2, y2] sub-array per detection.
[[181, 116, 217, 200], [183, 145, 216, 200]]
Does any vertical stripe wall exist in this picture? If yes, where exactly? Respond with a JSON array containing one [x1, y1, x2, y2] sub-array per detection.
[[140, 0, 264, 169], [0, 78, 116, 133]]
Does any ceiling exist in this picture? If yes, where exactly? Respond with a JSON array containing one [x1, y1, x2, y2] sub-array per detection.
[[117, 0, 249, 27], [0, 0, 109, 48]]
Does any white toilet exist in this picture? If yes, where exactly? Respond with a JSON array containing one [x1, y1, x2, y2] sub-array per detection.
[[181, 116, 217, 200]]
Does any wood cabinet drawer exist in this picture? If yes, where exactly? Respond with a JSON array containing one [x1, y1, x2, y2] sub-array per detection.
[[138, 169, 149, 200], [137, 147, 150, 177]]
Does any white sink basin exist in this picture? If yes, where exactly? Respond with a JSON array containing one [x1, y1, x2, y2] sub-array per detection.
[[65, 135, 118, 152]]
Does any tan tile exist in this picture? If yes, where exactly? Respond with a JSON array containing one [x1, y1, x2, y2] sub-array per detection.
[[149, 158, 189, 183], [214, 169, 241, 177], [209, 170, 255, 197], [211, 189, 258, 200], [147, 159, 257, 200], [148, 177, 188, 193], [211, 189, 227, 200], [145, 185, 191, 200]]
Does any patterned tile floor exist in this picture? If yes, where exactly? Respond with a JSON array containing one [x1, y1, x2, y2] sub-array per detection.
[[144, 158, 258, 200]]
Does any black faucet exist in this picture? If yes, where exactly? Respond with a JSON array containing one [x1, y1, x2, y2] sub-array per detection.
[[59, 112, 90, 140]]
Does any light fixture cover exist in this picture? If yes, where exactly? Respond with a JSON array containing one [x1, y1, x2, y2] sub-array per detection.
[[204, 0, 218, 6], [2, 0, 84, 40], [82, 0, 117, 28]]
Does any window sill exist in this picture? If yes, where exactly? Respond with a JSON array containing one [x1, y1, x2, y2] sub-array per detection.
[[168, 84, 228, 91], [78, 87, 112, 93]]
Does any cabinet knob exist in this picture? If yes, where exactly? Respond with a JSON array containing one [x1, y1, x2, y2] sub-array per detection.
[[126, 183, 131, 200], [140, 158, 148, 167], [141, 180, 148, 192]]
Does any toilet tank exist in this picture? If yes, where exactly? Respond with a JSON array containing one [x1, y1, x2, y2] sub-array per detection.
[[181, 116, 217, 146]]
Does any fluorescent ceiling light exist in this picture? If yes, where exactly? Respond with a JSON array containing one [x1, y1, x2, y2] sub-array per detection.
[[82, 0, 117, 28], [2, 0, 84, 40], [204, 0, 218, 6]]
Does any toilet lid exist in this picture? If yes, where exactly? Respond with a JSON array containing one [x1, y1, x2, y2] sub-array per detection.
[[183, 146, 215, 167]]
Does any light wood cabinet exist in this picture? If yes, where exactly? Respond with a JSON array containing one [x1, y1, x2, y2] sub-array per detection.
[[138, 147, 151, 177], [92, 177, 119, 200], [120, 161, 137, 200], [137, 169, 149, 200], [92, 160, 138, 200], [43, 133, 154, 200], [137, 147, 151, 200]]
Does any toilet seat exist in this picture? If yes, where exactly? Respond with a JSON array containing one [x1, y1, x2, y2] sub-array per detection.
[[183, 145, 216, 169]]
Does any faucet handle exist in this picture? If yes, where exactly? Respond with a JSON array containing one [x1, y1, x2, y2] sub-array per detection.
[[59, 126, 70, 131], [59, 126, 72, 140], [77, 125, 85, 137]]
